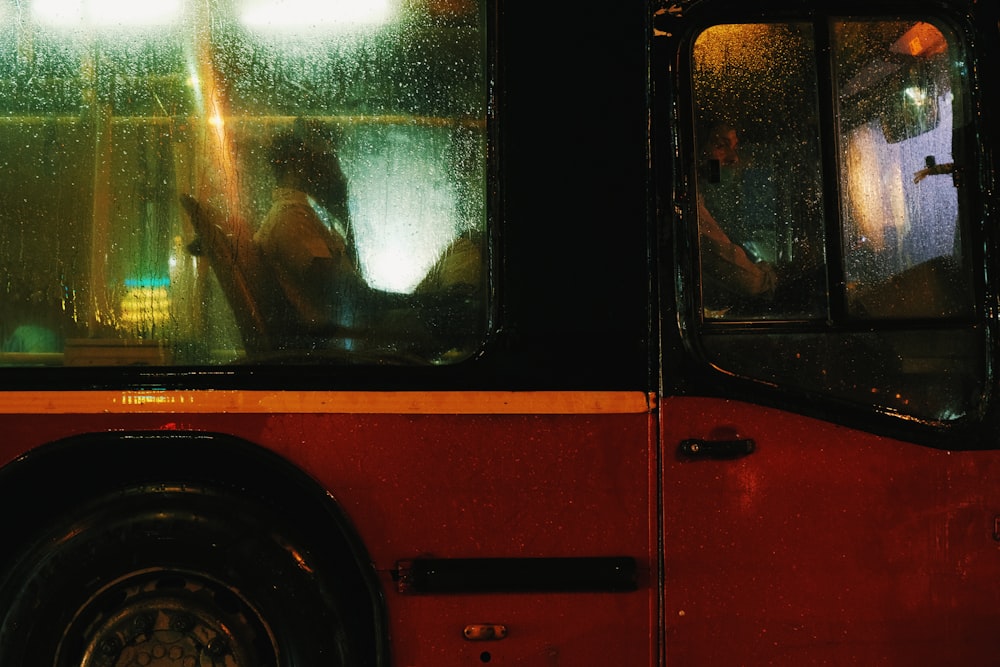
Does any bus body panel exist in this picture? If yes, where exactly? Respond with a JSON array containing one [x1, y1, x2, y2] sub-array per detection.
[[0, 393, 656, 665], [662, 396, 1000, 665]]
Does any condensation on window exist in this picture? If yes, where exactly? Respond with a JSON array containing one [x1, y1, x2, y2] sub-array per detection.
[[0, 0, 487, 367], [692, 23, 827, 321], [693, 18, 984, 424], [835, 20, 972, 320]]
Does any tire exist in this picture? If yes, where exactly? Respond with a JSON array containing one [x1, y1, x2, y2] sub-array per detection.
[[0, 483, 362, 667]]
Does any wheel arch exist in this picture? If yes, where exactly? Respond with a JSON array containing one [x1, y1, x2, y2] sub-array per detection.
[[0, 429, 388, 667]]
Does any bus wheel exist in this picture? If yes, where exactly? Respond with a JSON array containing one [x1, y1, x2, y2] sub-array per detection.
[[0, 485, 361, 667], [56, 568, 270, 667]]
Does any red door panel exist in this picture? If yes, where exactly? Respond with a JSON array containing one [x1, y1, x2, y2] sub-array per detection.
[[662, 396, 1000, 665]]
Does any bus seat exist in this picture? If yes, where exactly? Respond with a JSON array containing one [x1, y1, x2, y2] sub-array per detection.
[[180, 194, 279, 353]]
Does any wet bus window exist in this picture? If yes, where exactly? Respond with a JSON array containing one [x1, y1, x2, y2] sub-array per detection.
[[835, 20, 972, 320], [692, 23, 827, 321], [690, 19, 985, 424], [0, 0, 487, 367]]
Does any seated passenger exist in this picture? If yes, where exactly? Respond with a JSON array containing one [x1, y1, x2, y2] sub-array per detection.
[[254, 131, 365, 332], [255, 129, 485, 356]]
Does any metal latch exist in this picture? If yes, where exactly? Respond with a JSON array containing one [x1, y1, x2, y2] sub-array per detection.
[[678, 438, 756, 460]]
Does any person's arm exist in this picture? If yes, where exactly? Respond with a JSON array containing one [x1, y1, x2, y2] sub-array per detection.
[[698, 199, 777, 297], [913, 162, 954, 183]]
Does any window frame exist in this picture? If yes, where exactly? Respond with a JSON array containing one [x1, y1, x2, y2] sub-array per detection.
[[660, 4, 996, 445]]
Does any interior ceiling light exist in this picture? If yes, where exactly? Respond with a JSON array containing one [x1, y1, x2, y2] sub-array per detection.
[[240, 0, 393, 29], [32, 0, 182, 27]]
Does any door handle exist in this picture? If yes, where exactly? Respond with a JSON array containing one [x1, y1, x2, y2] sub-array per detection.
[[678, 438, 755, 460]]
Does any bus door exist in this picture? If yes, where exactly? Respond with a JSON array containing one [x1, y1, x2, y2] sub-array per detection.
[[655, 5, 1000, 664]]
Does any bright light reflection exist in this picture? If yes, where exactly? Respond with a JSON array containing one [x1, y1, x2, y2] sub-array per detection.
[[32, 0, 182, 26], [346, 126, 463, 293], [241, 0, 393, 29], [904, 87, 927, 105]]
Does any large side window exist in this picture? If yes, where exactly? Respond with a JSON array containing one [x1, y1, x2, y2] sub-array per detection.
[[689, 17, 984, 424], [0, 0, 487, 367]]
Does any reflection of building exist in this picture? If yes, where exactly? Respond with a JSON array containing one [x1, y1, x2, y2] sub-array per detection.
[[119, 277, 171, 338]]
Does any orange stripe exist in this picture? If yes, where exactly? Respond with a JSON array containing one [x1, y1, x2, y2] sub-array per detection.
[[0, 390, 652, 415]]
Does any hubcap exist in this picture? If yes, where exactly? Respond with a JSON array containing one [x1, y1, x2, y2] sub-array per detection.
[[62, 570, 275, 667]]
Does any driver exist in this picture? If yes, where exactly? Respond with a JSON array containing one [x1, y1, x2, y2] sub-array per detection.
[[697, 122, 778, 302]]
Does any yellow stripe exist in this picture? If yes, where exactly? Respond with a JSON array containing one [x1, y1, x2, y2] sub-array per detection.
[[0, 390, 652, 415]]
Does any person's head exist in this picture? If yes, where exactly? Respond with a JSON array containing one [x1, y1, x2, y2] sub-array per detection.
[[700, 121, 739, 167], [269, 131, 349, 219]]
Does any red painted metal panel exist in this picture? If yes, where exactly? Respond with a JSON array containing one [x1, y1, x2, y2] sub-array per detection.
[[661, 396, 1000, 665], [385, 590, 653, 665], [0, 400, 657, 665]]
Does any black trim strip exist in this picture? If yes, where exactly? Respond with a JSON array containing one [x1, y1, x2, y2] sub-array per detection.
[[395, 557, 638, 594]]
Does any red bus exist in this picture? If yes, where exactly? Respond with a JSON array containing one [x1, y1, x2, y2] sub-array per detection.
[[0, 0, 997, 664]]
